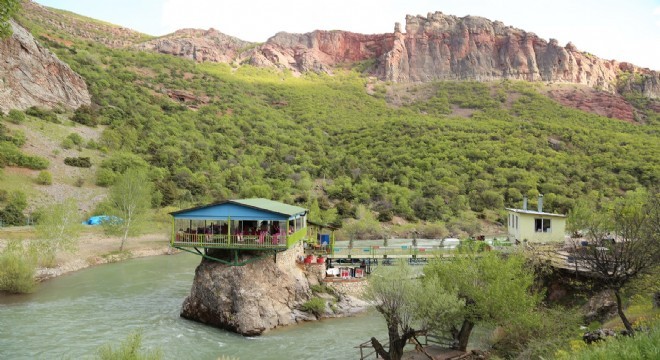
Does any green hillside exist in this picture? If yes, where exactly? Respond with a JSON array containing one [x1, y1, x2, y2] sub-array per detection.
[[3, 5, 659, 234]]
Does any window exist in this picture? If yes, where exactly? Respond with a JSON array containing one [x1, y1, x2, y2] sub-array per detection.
[[515, 215, 518, 229], [535, 218, 551, 232]]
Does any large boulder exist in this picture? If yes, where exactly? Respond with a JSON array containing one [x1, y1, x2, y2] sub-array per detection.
[[180, 244, 313, 336], [0, 21, 91, 113]]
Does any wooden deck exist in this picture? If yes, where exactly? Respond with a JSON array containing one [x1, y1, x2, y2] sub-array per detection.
[[172, 233, 288, 250]]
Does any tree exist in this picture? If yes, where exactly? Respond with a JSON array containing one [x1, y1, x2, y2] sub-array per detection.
[[0, 0, 19, 38], [422, 252, 540, 351], [34, 198, 82, 267], [106, 168, 153, 252], [0, 190, 27, 226], [365, 261, 432, 360], [569, 189, 660, 335]]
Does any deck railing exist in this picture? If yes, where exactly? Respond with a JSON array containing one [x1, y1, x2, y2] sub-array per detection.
[[172, 227, 307, 250]]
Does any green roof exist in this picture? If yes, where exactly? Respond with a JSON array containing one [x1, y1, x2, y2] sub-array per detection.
[[232, 198, 307, 216]]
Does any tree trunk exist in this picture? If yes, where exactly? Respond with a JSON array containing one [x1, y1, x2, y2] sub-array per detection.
[[614, 289, 634, 335], [455, 319, 475, 351], [119, 227, 129, 252], [370, 337, 390, 360]]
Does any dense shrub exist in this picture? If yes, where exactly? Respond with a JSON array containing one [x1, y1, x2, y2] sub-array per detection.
[[72, 105, 98, 126], [35, 170, 53, 185], [7, 109, 26, 124], [0, 247, 36, 294], [64, 156, 92, 168], [95, 168, 117, 187], [0, 143, 49, 169], [25, 106, 58, 123], [300, 297, 326, 317], [0, 191, 27, 226]]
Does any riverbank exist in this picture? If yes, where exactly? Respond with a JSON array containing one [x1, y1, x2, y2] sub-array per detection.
[[37, 232, 175, 281], [0, 226, 175, 282]]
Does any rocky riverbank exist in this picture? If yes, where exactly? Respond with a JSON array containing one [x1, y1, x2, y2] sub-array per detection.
[[180, 242, 370, 335]]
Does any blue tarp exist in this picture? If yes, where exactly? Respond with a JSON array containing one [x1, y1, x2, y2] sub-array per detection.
[[84, 215, 120, 225]]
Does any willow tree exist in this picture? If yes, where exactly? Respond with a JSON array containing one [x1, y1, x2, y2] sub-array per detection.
[[365, 261, 455, 360], [422, 252, 540, 351], [569, 189, 660, 335], [34, 198, 82, 267], [106, 168, 153, 252]]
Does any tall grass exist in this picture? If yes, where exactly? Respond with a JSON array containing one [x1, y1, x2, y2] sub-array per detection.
[[555, 320, 660, 360], [96, 331, 162, 360], [0, 240, 36, 294]]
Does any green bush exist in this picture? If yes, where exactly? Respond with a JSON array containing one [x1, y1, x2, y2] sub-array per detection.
[[67, 132, 84, 146], [0, 242, 36, 294], [35, 170, 53, 185], [6, 109, 26, 124], [72, 105, 98, 126], [95, 168, 117, 187], [300, 297, 326, 316], [25, 106, 58, 123], [64, 156, 92, 168], [61, 137, 75, 149], [96, 331, 162, 360]]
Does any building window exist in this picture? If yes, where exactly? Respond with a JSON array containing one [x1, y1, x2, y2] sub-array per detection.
[[535, 218, 551, 232], [515, 215, 518, 229]]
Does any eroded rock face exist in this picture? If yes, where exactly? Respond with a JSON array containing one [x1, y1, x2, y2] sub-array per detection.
[[0, 21, 91, 113], [245, 31, 395, 74], [134, 28, 252, 63], [381, 12, 659, 98], [180, 244, 312, 336]]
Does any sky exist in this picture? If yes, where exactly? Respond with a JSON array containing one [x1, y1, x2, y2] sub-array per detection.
[[35, 0, 660, 70]]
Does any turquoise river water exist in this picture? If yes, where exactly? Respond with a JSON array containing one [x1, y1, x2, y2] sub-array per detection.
[[0, 253, 388, 360]]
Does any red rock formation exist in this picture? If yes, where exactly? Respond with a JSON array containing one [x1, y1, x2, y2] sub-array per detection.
[[382, 12, 659, 98], [546, 88, 636, 122], [0, 21, 90, 113], [245, 30, 395, 73]]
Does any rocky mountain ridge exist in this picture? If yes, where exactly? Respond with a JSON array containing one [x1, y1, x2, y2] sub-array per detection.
[[0, 20, 90, 113], [132, 11, 658, 98]]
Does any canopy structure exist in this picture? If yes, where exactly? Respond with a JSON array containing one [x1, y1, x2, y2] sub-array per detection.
[[169, 198, 308, 265]]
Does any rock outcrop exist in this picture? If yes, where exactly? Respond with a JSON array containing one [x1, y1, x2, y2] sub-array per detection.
[[380, 12, 659, 98], [245, 30, 394, 73], [0, 21, 90, 113], [134, 28, 252, 63], [180, 243, 367, 335]]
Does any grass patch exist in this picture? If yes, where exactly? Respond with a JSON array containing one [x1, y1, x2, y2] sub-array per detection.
[[300, 297, 326, 317]]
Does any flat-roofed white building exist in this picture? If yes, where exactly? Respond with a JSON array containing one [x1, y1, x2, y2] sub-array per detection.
[[506, 195, 566, 243]]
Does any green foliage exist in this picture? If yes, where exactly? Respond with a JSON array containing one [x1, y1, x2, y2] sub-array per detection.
[[35, 170, 52, 185], [422, 252, 541, 350], [64, 156, 92, 167], [0, 0, 19, 38], [0, 240, 36, 294], [96, 167, 117, 187], [106, 168, 153, 251], [0, 190, 27, 226], [10, 14, 660, 230], [300, 297, 326, 316], [34, 198, 82, 267], [72, 105, 98, 126], [6, 109, 26, 124], [341, 205, 382, 240], [25, 106, 59, 123], [96, 331, 162, 360], [0, 142, 49, 169], [555, 320, 660, 360], [66, 132, 84, 146]]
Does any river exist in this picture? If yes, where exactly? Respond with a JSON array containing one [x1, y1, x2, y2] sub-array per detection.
[[0, 253, 388, 360]]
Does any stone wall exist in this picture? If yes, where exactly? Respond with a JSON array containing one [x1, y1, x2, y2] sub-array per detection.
[[326, 278, 368, 298]]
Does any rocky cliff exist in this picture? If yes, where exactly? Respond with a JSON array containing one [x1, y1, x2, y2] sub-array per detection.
[[381, 13, 659, 97], [136, 12, 658, 98], [180, 243, 367, 335], [134, 28, 252, 63], [0, 21, 90, 113]]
